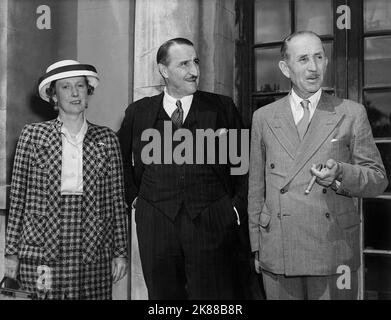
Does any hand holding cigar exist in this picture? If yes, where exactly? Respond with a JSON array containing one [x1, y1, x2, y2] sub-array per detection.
[[305, 164, 323, 194]]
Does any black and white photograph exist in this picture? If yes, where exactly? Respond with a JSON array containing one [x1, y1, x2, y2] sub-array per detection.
[[0, 0, 390, 306]]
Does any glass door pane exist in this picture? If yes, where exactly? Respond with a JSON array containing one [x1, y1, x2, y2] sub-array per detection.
[[364, 36, 391, 87], [254, 0, 291, 43], [364, 0, 391, 32], [364, 90, 391, 138], [323, 42, 334, 89], [365, 255, 391, 299], [364, 198, 391, 250], [254, 47, 291, 92], [295, 0, 333, 35]]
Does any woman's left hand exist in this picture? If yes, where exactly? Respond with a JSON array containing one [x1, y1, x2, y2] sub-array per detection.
[[112, 257, 128, 283]]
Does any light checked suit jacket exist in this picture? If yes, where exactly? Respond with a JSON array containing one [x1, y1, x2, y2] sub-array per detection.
[[248, 92, 388, 276], [5, 119, 128, 264]]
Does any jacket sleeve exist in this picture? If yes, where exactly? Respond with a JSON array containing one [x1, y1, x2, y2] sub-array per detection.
[[337, 104, 388, 197], [110, 133, 129, 258], [117, 104, 139, 208], [5, 125, 32, 256], [247, 112, 266, 252]]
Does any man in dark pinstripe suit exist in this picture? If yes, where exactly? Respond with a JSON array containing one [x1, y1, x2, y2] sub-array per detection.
[[118, 38, 249, 299]]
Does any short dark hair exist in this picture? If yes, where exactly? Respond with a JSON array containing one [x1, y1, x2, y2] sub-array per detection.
[[280, 31, 324, 60], [45, 76, 94, 107], [156, 38, 194, 65]]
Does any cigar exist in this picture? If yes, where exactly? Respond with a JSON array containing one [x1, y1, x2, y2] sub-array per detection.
[[305, 164, 323, 195]]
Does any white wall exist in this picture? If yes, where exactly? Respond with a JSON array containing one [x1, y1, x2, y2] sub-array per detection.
[[78, 0, 132, 132], [77, 0, 134, 299]]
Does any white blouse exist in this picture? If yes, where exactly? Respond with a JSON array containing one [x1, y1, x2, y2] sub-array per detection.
[[60, 118, 88, 195]]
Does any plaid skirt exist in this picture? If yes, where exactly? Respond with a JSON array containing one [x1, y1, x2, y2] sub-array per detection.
[[19, 195, 112, 300]]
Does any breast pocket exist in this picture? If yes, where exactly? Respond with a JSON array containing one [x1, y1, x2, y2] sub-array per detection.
[[97, 161, 111, 178], [94, 148, 111, 178], [335, 212, 361, 230], [26, 145, 51, 215], [328, 139, 351, 161], [30, 143, 50, 185]]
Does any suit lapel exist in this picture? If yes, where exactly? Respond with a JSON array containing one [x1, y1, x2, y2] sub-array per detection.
[[44, 120, 63, 209], [132, 93, 163, 182], [136, 92, 163, 136], [192, 91, 217, 130], [134, 93, 163, 152], [282, 92, 344, 186], [182, 96, 198, 128], [83, 124, 105, 213], [37, 120, 62, 259], [266, 96, 300, 159]]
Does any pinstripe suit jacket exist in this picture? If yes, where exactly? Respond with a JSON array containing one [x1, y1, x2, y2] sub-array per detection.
[[118, 90, 248, 218], [5, 119, 128, 264], [248, 92, 388, 276]]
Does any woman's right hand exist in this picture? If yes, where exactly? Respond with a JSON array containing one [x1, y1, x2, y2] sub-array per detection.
[[4, 255, 19, 279]]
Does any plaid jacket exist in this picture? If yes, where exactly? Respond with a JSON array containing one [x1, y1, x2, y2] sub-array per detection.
[[5, 119, 128, 264]]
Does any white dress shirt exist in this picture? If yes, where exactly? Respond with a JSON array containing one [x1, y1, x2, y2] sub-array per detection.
[[163, 87, 193, 121], [289, 88, 322, 125], [60, 117, 88, 195]]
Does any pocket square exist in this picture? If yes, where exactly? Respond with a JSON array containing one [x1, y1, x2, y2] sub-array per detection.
[[331, 138, 339, 142]]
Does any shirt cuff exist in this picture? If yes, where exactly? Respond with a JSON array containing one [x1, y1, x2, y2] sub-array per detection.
[[331, 179, 341, 192]]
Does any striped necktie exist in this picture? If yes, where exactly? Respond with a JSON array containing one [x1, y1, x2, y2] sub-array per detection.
[[297, 99, 310, 140], [171, 100, 183, 128]]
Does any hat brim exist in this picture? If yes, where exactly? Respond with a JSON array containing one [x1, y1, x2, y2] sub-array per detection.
[[38, 65, 99, 102]]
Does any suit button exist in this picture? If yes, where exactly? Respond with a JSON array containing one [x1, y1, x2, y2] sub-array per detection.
[[323, 188, 327, 194], [325, 212, 330, 218], [270, 163, 275, 169], [277, 213, 281, 219], [280, 188, 286, 194]]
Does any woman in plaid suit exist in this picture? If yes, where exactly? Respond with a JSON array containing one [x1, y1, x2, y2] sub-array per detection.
[[4, 60, 128, 299]]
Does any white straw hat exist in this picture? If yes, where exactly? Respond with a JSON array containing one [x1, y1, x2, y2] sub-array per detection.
[[38, 59, 99, 102]]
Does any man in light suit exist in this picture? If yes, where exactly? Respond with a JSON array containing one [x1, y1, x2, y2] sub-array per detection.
[[118, 38, 250, 299], [248, 31, 388, 300]]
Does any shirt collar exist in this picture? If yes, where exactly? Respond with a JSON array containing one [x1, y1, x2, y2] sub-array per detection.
[[163, 87, 193, 107], [290, 88, 322, 112], [59, 116, 88, 144]]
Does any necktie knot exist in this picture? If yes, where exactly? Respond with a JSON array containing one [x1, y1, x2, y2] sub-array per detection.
[[176, 100, 183, 110], [300, 99, 310, 110]]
